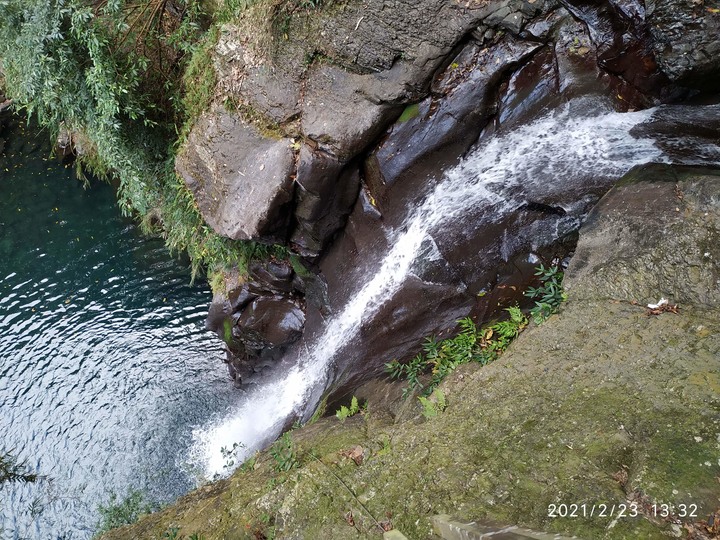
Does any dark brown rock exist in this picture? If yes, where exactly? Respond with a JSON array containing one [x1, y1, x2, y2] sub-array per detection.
[[291, 158, 361, 256], [234, 296, 305, 351], [364, 37, 543, 214], [557, 0, 670, 96], [647, 0, 720, 89]]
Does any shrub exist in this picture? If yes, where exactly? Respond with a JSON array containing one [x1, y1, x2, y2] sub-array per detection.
[[95, 489, 157, 537], [418, 389, 446, 419], [269, 432, 298, 472], [0, 0, 285, 283]]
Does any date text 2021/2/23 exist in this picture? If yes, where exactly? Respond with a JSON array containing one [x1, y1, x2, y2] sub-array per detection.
[[547, 502, 698, 519]]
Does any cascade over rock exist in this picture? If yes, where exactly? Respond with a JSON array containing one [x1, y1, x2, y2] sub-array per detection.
[[102, 164, 720, 540], [184, 0, 720, 383]]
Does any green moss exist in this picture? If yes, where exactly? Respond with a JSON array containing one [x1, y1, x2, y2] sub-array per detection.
[[397, 103, 420, 123], [289, 255, 314, 279]]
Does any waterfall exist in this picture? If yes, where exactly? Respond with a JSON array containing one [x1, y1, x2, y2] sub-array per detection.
[[190, 98, 720, 479]]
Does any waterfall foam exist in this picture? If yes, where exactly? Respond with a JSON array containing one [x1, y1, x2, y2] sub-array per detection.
[[190, 99, 720, 479]]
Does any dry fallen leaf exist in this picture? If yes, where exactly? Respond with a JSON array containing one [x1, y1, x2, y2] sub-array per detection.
[[339, 445, 365, 465]]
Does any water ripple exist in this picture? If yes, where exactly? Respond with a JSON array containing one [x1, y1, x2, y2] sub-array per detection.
[[0, 120, 238, 539]]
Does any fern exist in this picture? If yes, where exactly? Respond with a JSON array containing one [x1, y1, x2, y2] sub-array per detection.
[[525, 264, 566, 324], [386, 308, 528, 396]]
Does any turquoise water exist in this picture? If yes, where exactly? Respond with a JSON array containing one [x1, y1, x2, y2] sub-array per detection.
[[0, 117, 237, 539]]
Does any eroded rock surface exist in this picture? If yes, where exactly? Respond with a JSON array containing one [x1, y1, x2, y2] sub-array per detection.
[[567, 164, 720, 306]]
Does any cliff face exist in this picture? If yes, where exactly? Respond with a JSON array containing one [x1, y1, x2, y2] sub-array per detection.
[[101, 165, 720, 539], [186, 0, 720, 382], [111, 2, 720, 536]]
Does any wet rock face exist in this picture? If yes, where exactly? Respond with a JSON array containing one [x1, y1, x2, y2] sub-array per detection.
[[647, 0, 720, 88], [183, 0, 720, 255], [188, 0, 720, 380], [235, 296, 305, 351], [176, 107, 295, 242], [290, 146, 361, 256], [206, 259, 311, 384], [556, 0, 668, 94], [197, 0, 565, 256], [364, 37, 543, 216]]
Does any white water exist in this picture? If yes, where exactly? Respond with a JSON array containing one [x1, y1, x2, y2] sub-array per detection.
[[191, 99, 720, 478]]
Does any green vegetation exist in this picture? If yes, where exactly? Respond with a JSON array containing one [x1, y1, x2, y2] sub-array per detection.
[[0, 450, 38, 485], [398, 103, 420, 122], [418, 389, 446, 419], [239, 453, 258, 472], [160, 527, 205, 540], [269, 432, 298, 472], [95, 489, 157, 537], [335, 395, 362, 422], [525, 264, 566, 324], [308, 395, 328, 424], [220, 441, 245, 472], [0, 0, 286, 284], [386, 306, 528, 397]]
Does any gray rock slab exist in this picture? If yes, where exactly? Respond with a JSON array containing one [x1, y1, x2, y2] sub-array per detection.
[[301, 64, 399, 162], [214, 26, 302, 124], [176, 108, 295, 242], [566, 164, 720, 307]]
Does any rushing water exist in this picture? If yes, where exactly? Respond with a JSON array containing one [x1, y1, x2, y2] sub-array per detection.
[[192, 98, 720, 478], [0, 119, 239, 539]]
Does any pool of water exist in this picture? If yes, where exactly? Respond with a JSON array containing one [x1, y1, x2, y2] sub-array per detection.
[[0, 117, 238, 539]]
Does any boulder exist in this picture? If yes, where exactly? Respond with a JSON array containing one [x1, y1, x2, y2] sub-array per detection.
[[176, 107, 295, 242], [290, 146, 361, 255], [647, 0, 720, 88], [234, 295, 305, 351], [567, 163, 720, 306], [301, 64, 401, 162]]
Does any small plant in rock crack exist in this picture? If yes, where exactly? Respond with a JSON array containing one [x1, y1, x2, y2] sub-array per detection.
[[525, 264, 566, 324], [335, 396, 364, 422], [418, 389, 446, 419], [270, 433, 298, 472]]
